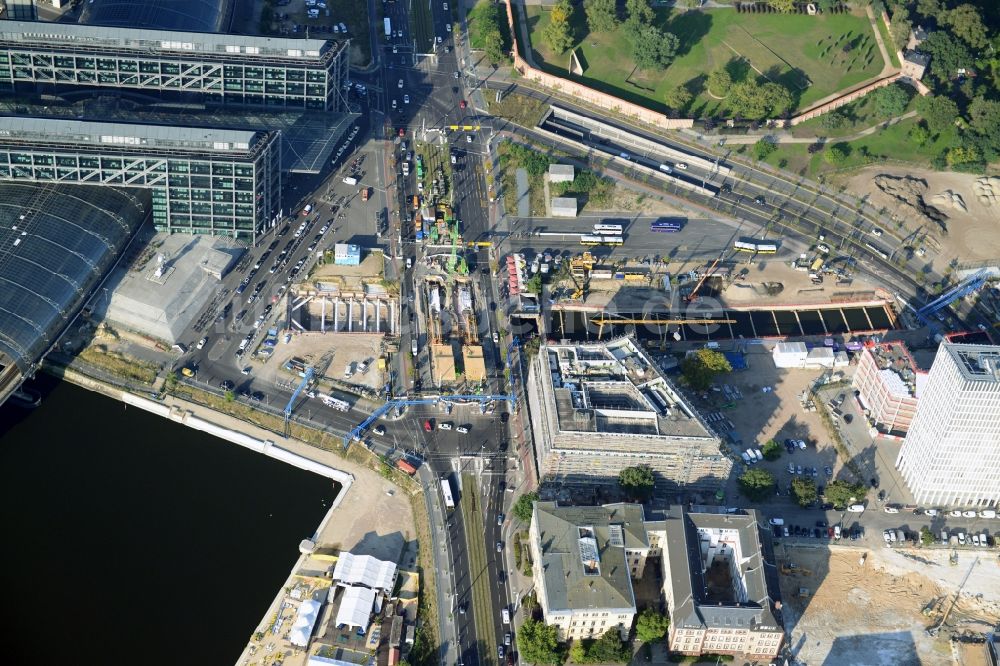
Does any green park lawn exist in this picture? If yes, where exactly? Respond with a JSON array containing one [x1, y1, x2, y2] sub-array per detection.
[[525, 7, 885, 117]]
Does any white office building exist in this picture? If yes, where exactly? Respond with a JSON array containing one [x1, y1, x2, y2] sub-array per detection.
[[896, 343, 1000, 508]]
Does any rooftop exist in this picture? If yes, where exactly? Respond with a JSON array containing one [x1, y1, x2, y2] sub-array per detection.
[[0, 101, 358, 173], [944, 342, 1000, 383], [0, 116, 267, 154], [904, 50, 931, 66], [2, 19, 335, 61], [865, 342, 929, 399], [533, 501, 644, 612], [331, 553, 397, 593], [541, 337, 716, 440], [665, 506, 782, 633]]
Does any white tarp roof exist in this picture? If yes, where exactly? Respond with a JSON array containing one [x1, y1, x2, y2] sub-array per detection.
[[773, 341, 807, 357], [335, 586, 376, 630], [289, 599, 322, 648], [332, 552, 397, 592]]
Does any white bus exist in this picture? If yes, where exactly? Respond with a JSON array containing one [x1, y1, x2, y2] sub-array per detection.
[[441, 479, 455, 509], [384, 17, 391, 37], [592, 224, 623, 235], [581, 234, 624, 246]]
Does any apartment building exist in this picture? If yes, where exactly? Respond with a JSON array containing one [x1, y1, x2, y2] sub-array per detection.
[[526, 337, 730, 493], [663, 507, 784, 659], [852, 342, 930, 435], [896, 343, 1000, 508], [528, 502, 648, 641]]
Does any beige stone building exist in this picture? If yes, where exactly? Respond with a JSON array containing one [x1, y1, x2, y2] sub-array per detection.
[[663, 507, 784, 659], [528, 501, 649, 641], [526, 337, 730, 493]]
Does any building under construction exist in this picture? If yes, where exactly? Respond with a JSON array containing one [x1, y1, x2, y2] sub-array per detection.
[[526, 336, 730, 493], [423, 275, 486, 389]]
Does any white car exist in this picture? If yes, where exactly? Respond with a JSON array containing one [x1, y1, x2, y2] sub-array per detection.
[[438, 422, 452, 431], [403, 94, 410, 104], [466, 134, 472, 143], [446, 23, 451, 33], [675, 162, 688, 170], [197, 336, 208, 349], [980, 510, 997, 518], [443, 2, 448, 8], [924, 509, 939, 516], [972, 534, 981, 547], [398, 79, 403, 88], [962, 510, 977, 518], [871, 227, 883, 237], [456, 425, 470, 434], [950, 509, 963, 517], [883, 506, 899, 514], [392, 99, 397, 109], [958, 532, 966, 545]]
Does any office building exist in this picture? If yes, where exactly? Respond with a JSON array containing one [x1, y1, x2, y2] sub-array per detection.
[[663, 507, 784, 659], [528, 501, 647, 641], [0, 20, 350, 111], [0, 116, 281, 242], [852, 342, 931, 435], [896, 343, 1000, 508], [526, 337, 730, 492]]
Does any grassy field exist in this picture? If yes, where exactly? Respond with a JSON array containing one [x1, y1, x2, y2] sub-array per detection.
[[874, 11, 901, 68], [525, 7, 884, 116], [759, 117, 958, 178]]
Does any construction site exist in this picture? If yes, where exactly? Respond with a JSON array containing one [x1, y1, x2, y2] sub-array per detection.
[[532, 250, 900, 345], [775, 544, 1000, 665]]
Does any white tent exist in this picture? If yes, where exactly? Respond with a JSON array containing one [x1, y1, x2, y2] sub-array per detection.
[[335, 586, 376, 631], [289, 599, 323, 648], [772, 341, 808, 368], [332, 552, 398, 593]]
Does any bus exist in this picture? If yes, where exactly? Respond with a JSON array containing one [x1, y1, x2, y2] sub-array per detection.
[[865, 242, 889, 260], [592, 224, 623, 235], [441, 479, 455, 509], [384, 17, 391, 37], [581, 234, 624, 246], [734, 238, 778, 254], [650, 220, 682, 232]]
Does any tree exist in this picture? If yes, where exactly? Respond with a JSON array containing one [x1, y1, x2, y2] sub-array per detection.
[[728, 80, 793, 119], [825, 480, 866, 509], [767, 0, 795, 11], [909, 123, 931, 145], [968, 96, 1000, 136], [224, 389, 235, 402], [945, 144, 983, 169], [664, 85, 692, 110], [762, 439, 782, 461], [681, 348, 732, 390], [513, 491, 539, 522], [920, 526, 935, 546], [632, 26, 679, 71], [625, 0, 655, 30], [915, 0, 943, 18], [921, 32, 974, 85], [517, 619, 563, 665], [943, 4, 989, 49], [822, 111, 846, 130], [619, 465, 655, 500], [580, 630, 630, 663], [916, 94, 960, 134], [739, 468, 775, 502], [483, 28, 507, 64], [791, 478, 818, 507], [753, 138, 777, 161], [635, 609, 670, 642], [888, 7, 912, 51], [471, 2, 508, 64], [707, 68, 732, 97], [823, 142, 851, 165], [871, 83, 910, 117], [526, 273, 543, 293], [584, 0, 618, 34], [542, 0, 575, 54]]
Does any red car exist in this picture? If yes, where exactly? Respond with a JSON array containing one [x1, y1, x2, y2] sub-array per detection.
[[423, 419, 432, 432], [398, 127, 406, 137], [459, 100, 467, 109]]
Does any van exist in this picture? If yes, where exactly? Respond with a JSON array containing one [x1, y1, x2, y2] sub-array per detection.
[[768, 518, 784, 526], [501, 608, 511, 624], [745, 449, 756, 464], [980, 510, 997, 519], [753, 448, 764, 462], [741, 452, 751, 464], [847, 504, 866, 513], [343, 176, 358, 186]]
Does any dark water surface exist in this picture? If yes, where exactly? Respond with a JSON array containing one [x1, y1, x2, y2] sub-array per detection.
[[0, 375, 336, 666]]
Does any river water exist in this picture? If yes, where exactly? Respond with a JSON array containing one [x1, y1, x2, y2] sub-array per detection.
[[0, 375, 336, 665]]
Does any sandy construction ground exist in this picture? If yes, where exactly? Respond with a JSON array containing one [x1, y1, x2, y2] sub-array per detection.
[[779, 545, 1000, 665], [846, 166, 1000, 274]]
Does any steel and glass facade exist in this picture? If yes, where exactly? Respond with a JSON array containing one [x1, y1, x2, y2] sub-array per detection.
[[0, 117, 281, 243], [0, 21, 349, 112]]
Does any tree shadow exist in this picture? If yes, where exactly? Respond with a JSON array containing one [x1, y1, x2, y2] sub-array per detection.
[[664, 10, 712, 58], [725, 56, 752, 83]]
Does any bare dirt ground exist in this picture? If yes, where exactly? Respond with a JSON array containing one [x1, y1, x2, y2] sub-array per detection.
[[845, 166, 1000, 273], [718, 260, 883, 307], [778, 545, 1000, 665], [252, 331, 387, 391]]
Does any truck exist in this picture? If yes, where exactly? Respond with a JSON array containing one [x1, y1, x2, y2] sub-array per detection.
[[343, 176, 358, 186], [402, 161, 409, 176], [320, 395, 350, 411], [412, 195, 419, 210]]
